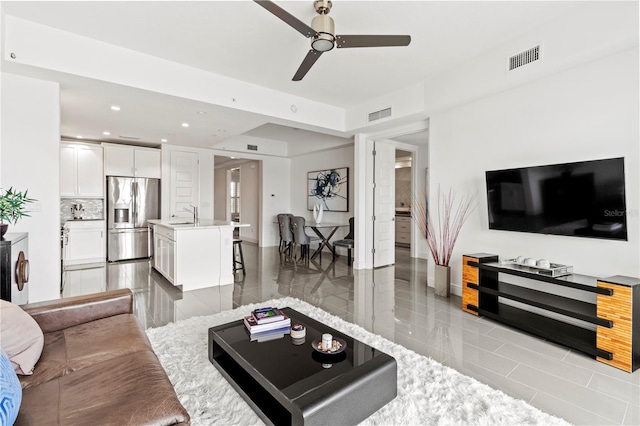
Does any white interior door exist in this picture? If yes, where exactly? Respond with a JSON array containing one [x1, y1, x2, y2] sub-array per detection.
[[373, 141, 396, 267], [170, 151, 199, 219]]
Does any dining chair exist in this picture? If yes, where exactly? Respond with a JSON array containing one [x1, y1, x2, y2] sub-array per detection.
[[333, 217, 355, 265], [277, 213, 294, 255], [290, 216, 321, 262]]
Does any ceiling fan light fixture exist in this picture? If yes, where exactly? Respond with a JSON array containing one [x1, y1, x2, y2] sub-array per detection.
[[310, 13, 335, 52], [255, 0, 411, 81], [312, 33, 335, 52]]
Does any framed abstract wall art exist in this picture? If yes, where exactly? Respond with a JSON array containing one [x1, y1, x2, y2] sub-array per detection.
[[307, 167, 349, 211]]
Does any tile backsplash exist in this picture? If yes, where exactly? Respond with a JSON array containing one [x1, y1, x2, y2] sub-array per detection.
[[60, 198, 104, 221]]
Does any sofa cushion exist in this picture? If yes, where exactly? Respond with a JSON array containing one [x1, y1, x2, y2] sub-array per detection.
[[0, 300, 44, 375], [20, 313, 153, 390], [17, 351, 190, 426], [0, 350, 22, 425]]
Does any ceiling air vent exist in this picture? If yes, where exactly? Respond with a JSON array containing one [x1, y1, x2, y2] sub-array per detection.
[[368, 107, 392, 122], [508, 45, 541, 71], [247, 144, 258, 151], [118, 135, 140, 140]]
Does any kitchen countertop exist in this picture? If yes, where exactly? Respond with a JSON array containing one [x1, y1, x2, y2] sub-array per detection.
[[148, 219, 249, 230]]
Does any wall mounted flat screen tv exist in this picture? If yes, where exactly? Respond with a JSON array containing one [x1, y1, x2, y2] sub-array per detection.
[[486, 158, 627, 241]]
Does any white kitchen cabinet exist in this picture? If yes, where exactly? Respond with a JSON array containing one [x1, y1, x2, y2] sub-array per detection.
[[63, 220, 106, 265], [60, 144, 76, 196], [104, 144, 161, 178], [104, 144, 134, 176], [134, 149, 162, 178], [149, 220, 234, 291], [395, 215, 411, 246], [60, 142, 103, 197], [153, 225, 175, 284]]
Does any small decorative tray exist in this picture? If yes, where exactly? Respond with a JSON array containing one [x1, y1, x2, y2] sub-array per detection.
[[501, 259, 573, 277], [311, 337, 347, 354]]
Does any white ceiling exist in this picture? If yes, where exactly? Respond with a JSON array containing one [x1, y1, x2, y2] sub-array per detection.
[[1, 1, 582, 152]]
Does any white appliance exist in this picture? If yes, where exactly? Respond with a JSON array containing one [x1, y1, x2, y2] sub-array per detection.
[[1, 232, 29, 305]]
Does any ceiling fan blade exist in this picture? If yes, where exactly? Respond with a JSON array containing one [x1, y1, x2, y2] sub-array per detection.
[[293, 50, 323, 81], [336, 35, 411, 49], [254, 0, 316, 38]]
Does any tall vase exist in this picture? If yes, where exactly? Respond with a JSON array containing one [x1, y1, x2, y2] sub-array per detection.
[[434, 264, 451, 297], [313, 204, 323, 224]]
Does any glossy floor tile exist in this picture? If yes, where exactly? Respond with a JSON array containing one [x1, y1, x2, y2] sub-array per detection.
[[62, 245, 640, 426]]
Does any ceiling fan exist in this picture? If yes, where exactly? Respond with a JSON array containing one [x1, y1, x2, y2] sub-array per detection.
[[254, 0, 411, 81]]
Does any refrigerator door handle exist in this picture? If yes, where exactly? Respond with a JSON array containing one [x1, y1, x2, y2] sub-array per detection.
[[108, 228, 148, 234], [132, 181, 138, 225]]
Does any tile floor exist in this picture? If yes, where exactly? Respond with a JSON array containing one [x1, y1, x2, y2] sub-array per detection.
[[62, 245, 639, 426]]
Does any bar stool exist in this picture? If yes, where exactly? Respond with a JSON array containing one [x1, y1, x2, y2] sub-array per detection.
[[233, 239, 246, 275]]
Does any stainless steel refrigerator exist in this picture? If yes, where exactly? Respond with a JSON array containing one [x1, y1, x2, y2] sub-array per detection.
[[107, 176, 160, 262]]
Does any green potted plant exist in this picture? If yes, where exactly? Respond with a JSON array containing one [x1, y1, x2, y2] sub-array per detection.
[[0, 187, 35, 237], [413, 187, 476, 297]]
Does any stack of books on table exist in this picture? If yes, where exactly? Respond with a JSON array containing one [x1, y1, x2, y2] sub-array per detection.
[[244, 307, 291, 342]]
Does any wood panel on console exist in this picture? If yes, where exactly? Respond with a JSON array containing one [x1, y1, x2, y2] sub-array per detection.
[[462, 256, 479, 315], [597, 281, 632, 372]]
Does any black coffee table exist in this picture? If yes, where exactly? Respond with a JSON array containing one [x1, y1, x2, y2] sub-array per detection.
[[208, 307, 397, 426]]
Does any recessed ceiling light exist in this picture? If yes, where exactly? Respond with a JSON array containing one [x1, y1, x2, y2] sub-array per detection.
[[103, 131, 110, 136], [76, 135, 84, 139], [197, 111, 207, 115], [161, 139, 167, 143], [110, 105, 120, 111], [181, 122, 190, 128]]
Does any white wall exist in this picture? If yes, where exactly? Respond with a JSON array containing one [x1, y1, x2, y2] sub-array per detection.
[[213, 135, 288, 157], [213, 167, 227, 221], [1, 73, 61, 302], [259, 156, 290, 247], [429, 47, 640, 294], [290, 145, 355, 251], [346, 82, 427, 133], [423, 2, 638, 118]]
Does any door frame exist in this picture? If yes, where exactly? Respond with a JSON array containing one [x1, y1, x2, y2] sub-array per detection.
[[354, 120, 429, 270]]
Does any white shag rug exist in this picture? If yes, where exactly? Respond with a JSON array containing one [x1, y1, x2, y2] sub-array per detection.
[[146, 297, 570, 426]]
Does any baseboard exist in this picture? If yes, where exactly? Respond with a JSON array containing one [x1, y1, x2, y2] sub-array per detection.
[[450, 282, 462, 297], [427, 269, 462, 297]]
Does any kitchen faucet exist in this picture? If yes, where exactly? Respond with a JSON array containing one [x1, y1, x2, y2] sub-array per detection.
[[190, 205, 199, 224], [181, 205, 199, 224]]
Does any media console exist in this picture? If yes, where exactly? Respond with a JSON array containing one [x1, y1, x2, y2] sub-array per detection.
[[462, 253, 639, 373]]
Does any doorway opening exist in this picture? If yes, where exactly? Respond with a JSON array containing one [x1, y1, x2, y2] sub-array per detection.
[[368, 125, 428, 269], [214, 156, 261, 245], [395, 149, 412, 249], [229, 168, 240, 238]]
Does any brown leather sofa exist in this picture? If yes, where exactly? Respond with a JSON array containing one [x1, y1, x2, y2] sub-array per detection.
[[16, 289, 190, 425]]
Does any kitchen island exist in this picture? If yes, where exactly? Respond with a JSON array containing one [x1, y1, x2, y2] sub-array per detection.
[[148, 219, 246, 291]]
